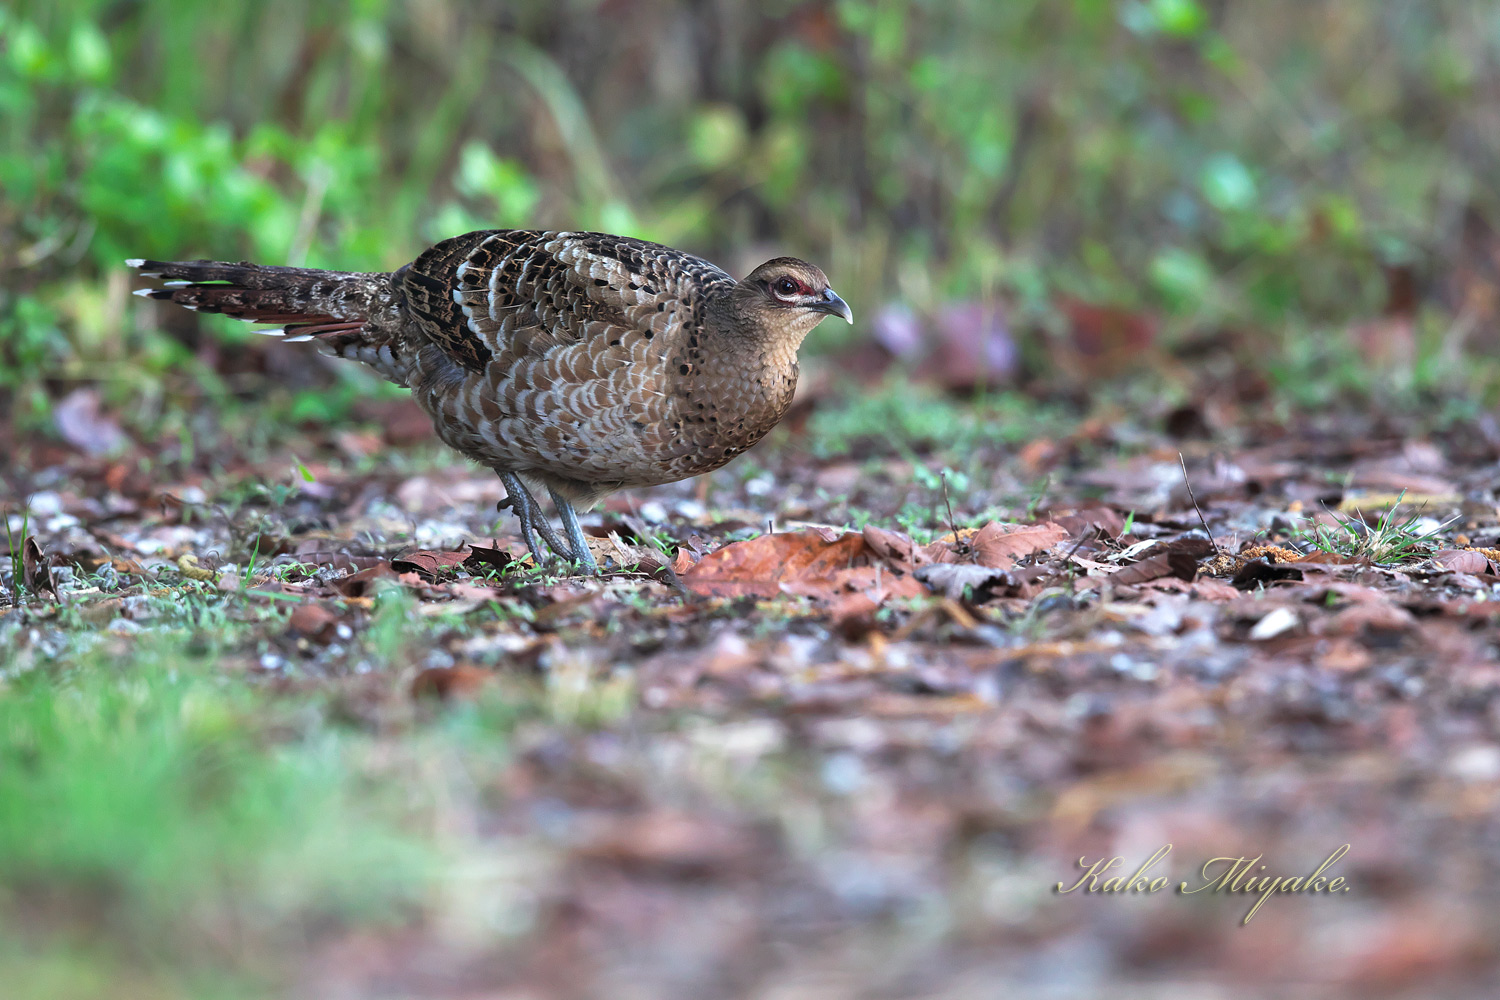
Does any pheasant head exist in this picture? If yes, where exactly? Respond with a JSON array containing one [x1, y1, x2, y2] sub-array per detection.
[[718, 257, 853, 358]]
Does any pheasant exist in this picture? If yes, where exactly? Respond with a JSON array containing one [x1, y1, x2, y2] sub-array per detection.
[[129, 230, 852, 572]]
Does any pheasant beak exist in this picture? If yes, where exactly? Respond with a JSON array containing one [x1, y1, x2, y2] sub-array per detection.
[[813, 288, 854, 325]]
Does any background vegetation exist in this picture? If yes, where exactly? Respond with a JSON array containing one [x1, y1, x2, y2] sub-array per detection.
[[6, 0, 1500, 435]]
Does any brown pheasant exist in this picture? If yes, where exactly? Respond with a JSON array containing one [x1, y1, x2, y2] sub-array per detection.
[[129, 230, 852, 572]]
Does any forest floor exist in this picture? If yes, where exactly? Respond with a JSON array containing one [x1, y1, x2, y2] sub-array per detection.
[[5, 371, 1500, 999]]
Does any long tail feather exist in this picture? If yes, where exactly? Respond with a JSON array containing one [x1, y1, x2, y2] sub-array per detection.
[[128, 257, 411, 385]]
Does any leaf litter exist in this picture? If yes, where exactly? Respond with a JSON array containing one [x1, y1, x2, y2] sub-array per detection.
[[5, 399, 1500, 997]]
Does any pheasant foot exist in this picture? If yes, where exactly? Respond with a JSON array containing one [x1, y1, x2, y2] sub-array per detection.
[[497, 473, 596, 572]]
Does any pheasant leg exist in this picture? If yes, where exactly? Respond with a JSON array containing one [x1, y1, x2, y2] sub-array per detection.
[[497, 472, 548, 566], [492, 470, 585, 569], [549, 486, 599, 574]]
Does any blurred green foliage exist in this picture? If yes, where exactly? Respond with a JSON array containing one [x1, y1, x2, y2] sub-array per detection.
[[0, 633, 435, 999], [4, 0, 1500, 429]]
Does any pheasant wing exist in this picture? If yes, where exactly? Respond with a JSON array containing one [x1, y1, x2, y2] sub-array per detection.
[[402, 230, 735, 370], [401, 230, 736, 488]]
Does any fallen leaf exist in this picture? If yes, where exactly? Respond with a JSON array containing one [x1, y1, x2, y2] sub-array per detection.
[[914, 562, 1020, 601], [1434, 549, 1492, 574], [604, 532, 674, 573], [671, 546, 698, 574], [411, 664, 493, 700], [329, 563, 400, 597], [391, 548, 471, 581], [54, 387, 128, 457], [972, 520, 1071, 568], [1054, 297, 1160, 380], [177, 553, 218, 582], [783, 564, 927, 602], [862, 524, 927, 566], [462, 541, 519, 575], [22, 537, 56, 597], [925, 520, 1070, 568], [681, 528, 871, 599], [288, 602, 341, 642], [1323, 602, 1415, 636], [1051, 506, 1127, 540], [1109, 551, 1198, 586], [571, 811, 762, 879], [1232, 558, 1304, 590]]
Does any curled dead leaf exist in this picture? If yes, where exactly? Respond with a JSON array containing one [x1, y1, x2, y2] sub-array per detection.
[[329, 563, 400, 598], [1109, 550, 1199, 586], [22, 537, 56, 597], [391, 548, 471, 581], [463, 541, 521, 575], [862, 524, 927, 566], [914, 562, 1020, 601], [1051, 506, 1127, 540]]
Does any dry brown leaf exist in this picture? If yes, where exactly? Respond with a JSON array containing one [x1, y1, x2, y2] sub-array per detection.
[[411, 664, 494, 700], [571, 811, 762, 878], [22, 536, 56, 597], [1323, 602, 1416, 636], [329, 563, 400, 597], [1051, 507, 1127, 540], [861, 524, 927, 566], [462, 541, 520, 574], [1109, 550, 1198, 586], [681, 528, 872, 599], [288, 602, 341, 642], [971, 520, 1071, 568], [391, 548, 471, 581], [1231, 558, 1304, 590], [924, 520, 1070, 568], [914, 562, 1020, 601], [1434, 549, 1493, 574]]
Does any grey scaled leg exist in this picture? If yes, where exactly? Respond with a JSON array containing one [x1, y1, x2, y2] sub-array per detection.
[[549, 485, 599, 574], [498, 472, 547, 566], [498, 472, 588, 569]]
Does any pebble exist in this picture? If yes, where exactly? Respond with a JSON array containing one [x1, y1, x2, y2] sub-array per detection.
[[1448, 745, 1500, 783], [1249, 606, 1299, 641]]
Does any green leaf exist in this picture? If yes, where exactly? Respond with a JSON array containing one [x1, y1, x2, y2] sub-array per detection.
[[688, 105, 749, 171], [68, 22, 112, 83], [1150, 248, 1213, 310], [1152, 0, 1208, 38], [1201, 153, 1256, 212]]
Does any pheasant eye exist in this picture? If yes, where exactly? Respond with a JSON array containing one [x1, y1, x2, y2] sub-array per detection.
[[774, 277, 799, 297]]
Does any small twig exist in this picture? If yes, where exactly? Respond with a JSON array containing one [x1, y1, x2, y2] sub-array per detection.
[[940, 471, 960, 540], [1179, 453, 1220, 556]]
